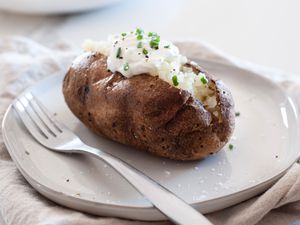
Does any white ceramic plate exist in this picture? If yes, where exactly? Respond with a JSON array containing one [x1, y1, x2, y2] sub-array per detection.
[[0, 0, 121, 15], [2, 60, 300, 221]]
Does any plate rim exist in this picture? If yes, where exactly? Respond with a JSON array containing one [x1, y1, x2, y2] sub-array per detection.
[[2, 59, 300, 216], [0, 0, 122, 15]]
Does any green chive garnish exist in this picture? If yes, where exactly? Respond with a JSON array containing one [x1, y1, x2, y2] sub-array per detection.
[[116, 47, 122, 59], [121, 32, 127, 37], [148, 32, 156, 37], [200, 76, 208, 85], [235, 112, 240, 117], [137, 34, 143, 40], [153, 35, 160, 42], [229, 144, 234, 150], [150, 41, 159, 49], [164, 45, 170, 48], [172, 75, 179, 86], [150, 35, 160, 49], [123, 62, 129, 71], [137, 42, 143, 48], [136, 28, 144, 35], [142, 48, 148, 55]]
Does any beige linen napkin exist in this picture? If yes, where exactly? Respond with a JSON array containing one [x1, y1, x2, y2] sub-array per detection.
[[0, 37, 300, 225]]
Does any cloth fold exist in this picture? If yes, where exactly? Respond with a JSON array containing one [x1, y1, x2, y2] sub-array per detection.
[[0, 37, 300, 225]]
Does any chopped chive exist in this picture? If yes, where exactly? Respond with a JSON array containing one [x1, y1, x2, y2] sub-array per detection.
[[164, 45, 170, 48], [148, 32, 156, 37], [172, 75, 179, 86], [116, 47, 122, 59], [142, 48, 148, 55], [137, 42, 143, 48], [235, 112, 240, 117], [121, 32, 127, 37], [137, 34, 143, 40], [200, 76, 208, 85], [123, 62, 129, 71], [135, 28, 144, 35], [228, 144, 234, 150], [150, 40, 159, 49], [152, 35, 160, 42], [150, 35, 160, 49]]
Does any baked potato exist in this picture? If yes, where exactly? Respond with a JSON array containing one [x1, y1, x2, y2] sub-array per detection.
[[63, 31, 235, 161]]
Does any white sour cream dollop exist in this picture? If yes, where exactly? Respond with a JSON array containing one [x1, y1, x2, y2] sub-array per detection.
[[83, 29, 211, 102]]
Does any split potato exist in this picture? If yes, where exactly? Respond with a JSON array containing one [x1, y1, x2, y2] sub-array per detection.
[[63, 52, 235, 160]]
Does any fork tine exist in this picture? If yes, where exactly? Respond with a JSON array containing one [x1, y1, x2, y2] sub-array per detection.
[[25, 93, 62, 135], [26, 93, 64, 133], [13, 99, 49, 141], [18, 96, 55, 138]]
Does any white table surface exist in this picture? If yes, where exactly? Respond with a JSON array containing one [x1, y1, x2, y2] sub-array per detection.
[[0, 0, 300, 224]]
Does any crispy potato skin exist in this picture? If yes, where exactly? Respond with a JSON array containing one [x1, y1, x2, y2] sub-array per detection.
[[63, 52, 235, 160]]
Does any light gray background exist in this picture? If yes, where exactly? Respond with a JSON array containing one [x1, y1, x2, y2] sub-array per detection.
[[1, 0, 300, 74]]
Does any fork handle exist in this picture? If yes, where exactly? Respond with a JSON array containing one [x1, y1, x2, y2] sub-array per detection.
[[77, 144, 213, 225]]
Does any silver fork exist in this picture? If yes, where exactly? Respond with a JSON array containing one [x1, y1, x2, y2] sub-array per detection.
[[13, 92, 213, 225]]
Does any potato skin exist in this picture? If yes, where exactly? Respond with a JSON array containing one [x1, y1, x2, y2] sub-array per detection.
[[63, 52, 235, 160]]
